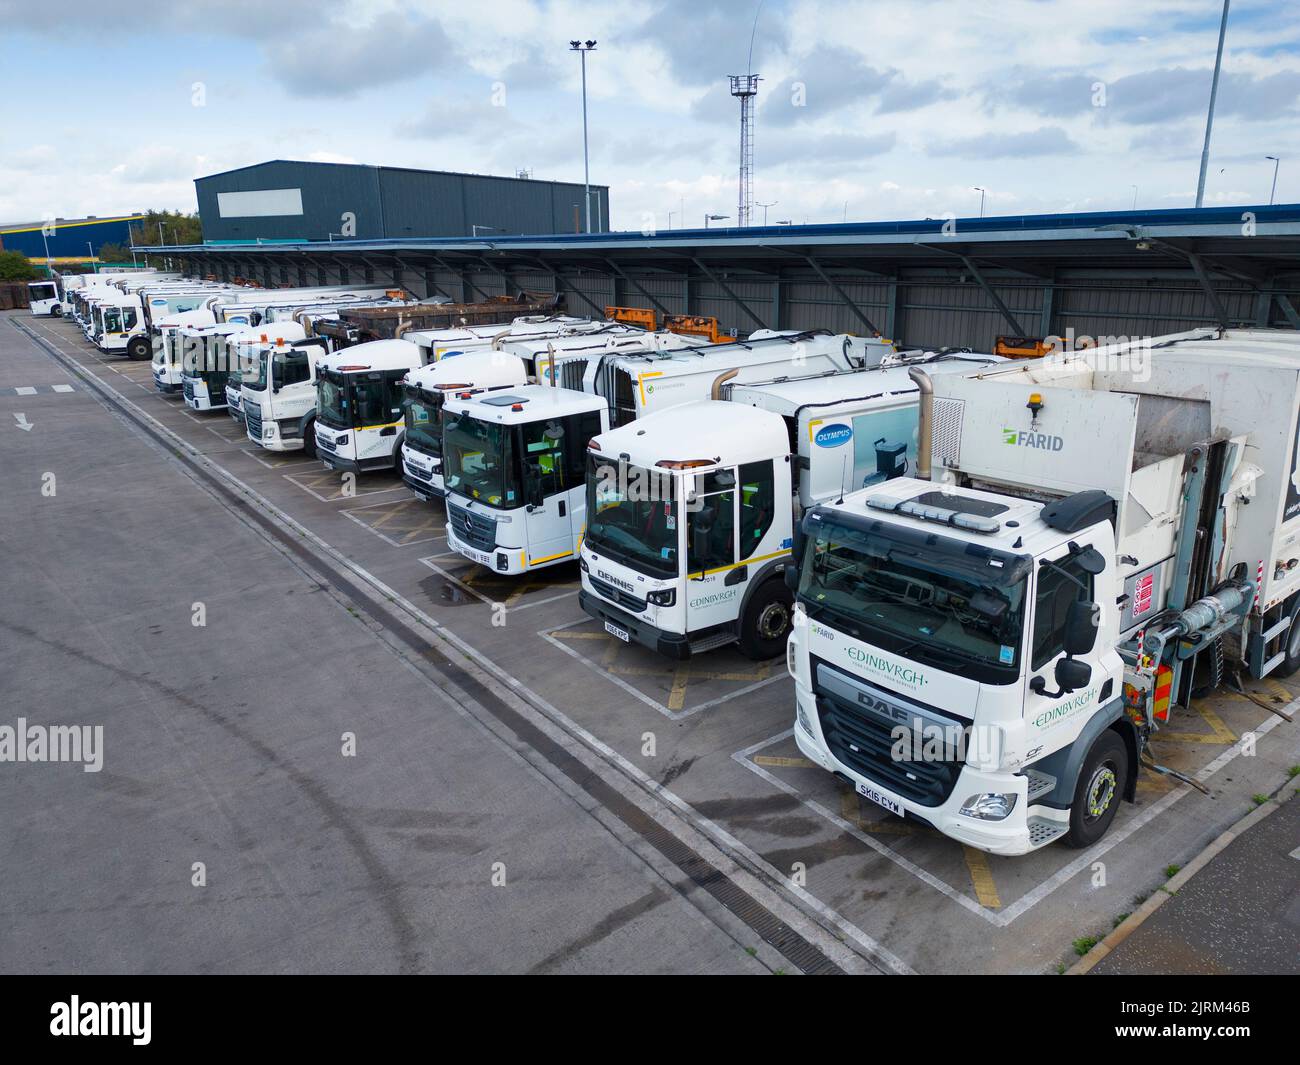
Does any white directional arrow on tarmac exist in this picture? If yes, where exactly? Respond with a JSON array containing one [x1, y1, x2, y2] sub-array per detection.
[[13, 413, 33, 432]]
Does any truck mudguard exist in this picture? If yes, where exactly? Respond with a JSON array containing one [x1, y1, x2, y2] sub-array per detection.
[[1032, 696, 1137, 808]]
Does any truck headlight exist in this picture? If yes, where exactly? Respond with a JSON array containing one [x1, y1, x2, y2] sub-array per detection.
[[578, 554, 589, 573], [795, 699, 814, 737], [646, 588, 675, 607], [959, 793, 1018, 821]]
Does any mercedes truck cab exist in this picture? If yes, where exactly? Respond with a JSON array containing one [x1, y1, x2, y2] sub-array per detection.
[[314, 339, 429, 474], [441, 385, 608, 574], [399, 349, 530, 501]]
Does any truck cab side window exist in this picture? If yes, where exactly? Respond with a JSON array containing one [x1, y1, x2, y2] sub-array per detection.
[[687, 472, 736, 575], [738, 460, 775, 560], [1032, 555, 1094, 670]]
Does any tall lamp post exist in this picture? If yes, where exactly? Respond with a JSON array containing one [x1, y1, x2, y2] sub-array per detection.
[[1266, 155, 1280, 205], [569, 40, 597, 233], [756, 200, 777, 226], [1196, 0, 1231, 208], [973, 187, 986, 218], [705, 213, 729, 228]]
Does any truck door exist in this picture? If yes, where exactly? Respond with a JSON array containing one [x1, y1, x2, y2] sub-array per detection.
[[521, 418, 575, 566], [684, 468, 741, 633], [1023, 544, 1113, 751]]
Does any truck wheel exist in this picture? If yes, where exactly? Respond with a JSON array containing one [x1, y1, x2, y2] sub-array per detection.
[[1275, 597, 1300, 678], [738, 579, 793, 660], [51, 306, 63, 318], [1063, 730, 1129, 849], [126, 335, 151, 361]]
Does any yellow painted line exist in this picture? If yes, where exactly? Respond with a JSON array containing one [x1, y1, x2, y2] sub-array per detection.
[[1157, 700, 1237, 744], [962, 846, 1002, 909], [754, 755, 817, 769], [548, 630, 607, 640], [667, 666, 691, 711]]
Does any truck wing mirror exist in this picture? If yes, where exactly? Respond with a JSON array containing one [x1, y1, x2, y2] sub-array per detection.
[[1030, 656, 1093, 698], [1054, 656, 1092, 693], [1075, 546, 1106, 574], [1062, 600, 1100, 656], [784, 560, 799, 594]]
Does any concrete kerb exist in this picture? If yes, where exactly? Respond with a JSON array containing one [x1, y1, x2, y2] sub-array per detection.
[[1067, 792, 1292, 975]]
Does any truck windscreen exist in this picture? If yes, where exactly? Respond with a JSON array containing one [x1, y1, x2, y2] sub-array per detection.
[[797, 513, 1030, 684], [403, 392, 442, 457], [442, 414, 521, 508], [584, 455, 678, 579]]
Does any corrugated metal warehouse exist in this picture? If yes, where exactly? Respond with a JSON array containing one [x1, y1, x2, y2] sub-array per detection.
[[195, 160, 610, 243], [0, 214, 143, 259], [153, 204, 1300, 352]]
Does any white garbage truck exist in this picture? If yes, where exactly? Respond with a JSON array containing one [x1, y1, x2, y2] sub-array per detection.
[[439, 331, 885, 575], [577, 352, 1000, 659], [317, 319, 650, 479], [26, 279, 62, 316], [400, 328, 702, 502], [786, 327, 1300, 854]]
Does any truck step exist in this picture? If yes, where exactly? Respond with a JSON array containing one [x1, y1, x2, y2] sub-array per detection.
[[690, 631, 738, 654], [1022, 768, 1057, 802], [1027, 816, 1068, 848]]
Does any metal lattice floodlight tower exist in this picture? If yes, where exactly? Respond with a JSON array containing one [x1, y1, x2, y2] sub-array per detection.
[[729, 74, 760, 227]]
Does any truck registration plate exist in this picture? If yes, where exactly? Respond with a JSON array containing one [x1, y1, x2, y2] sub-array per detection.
[[855, 780, 903, 817], [604, 621, 630, 643]]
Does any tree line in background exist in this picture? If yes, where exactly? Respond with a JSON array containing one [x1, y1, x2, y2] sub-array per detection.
[[98, 210, 204, 263]]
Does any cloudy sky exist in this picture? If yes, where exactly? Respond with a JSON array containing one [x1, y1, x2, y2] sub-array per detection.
[[2, 0, 1298, 230]]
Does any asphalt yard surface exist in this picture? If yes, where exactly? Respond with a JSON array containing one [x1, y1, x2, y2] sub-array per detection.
[[4, 308, 1298, 974]]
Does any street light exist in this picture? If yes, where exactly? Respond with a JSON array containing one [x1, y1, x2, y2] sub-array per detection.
[[1196, 0, 1231, 208], [569, 39, 597, 234], [775, 219, 793, 225], [704, 213, 729, 228], [1266, 155, 1281, 205], [471, 224, 500, 238], [756, 200, 777, 226], [1130, 184, 1139, 209], [973, 187, 986, 218]]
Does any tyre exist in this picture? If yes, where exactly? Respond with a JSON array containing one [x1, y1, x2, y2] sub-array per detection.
[[1063, 730, 1130, 849], [737, 579, 794, 660], [51, 306, 63, 318], [126, 335, 151, 361], [301, 419, 317, 459], [1274, 596, 1300, 678]]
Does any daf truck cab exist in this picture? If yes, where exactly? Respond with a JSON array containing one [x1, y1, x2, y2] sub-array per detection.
[[787, 328, 1300, 855], [578, 353, 1002, 659], [27, 280, 62, 316], [399, 349, 530, 500], [442, 385, 609, 573]]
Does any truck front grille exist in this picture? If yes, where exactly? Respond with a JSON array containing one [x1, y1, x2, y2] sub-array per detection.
[[404, 461, 431, 483], [182, 380, 195, 401], [244, 405, 263, 440], [588, 575, 646, 614], [447, 502, 497, 553], [813, 662, 965, 808]]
